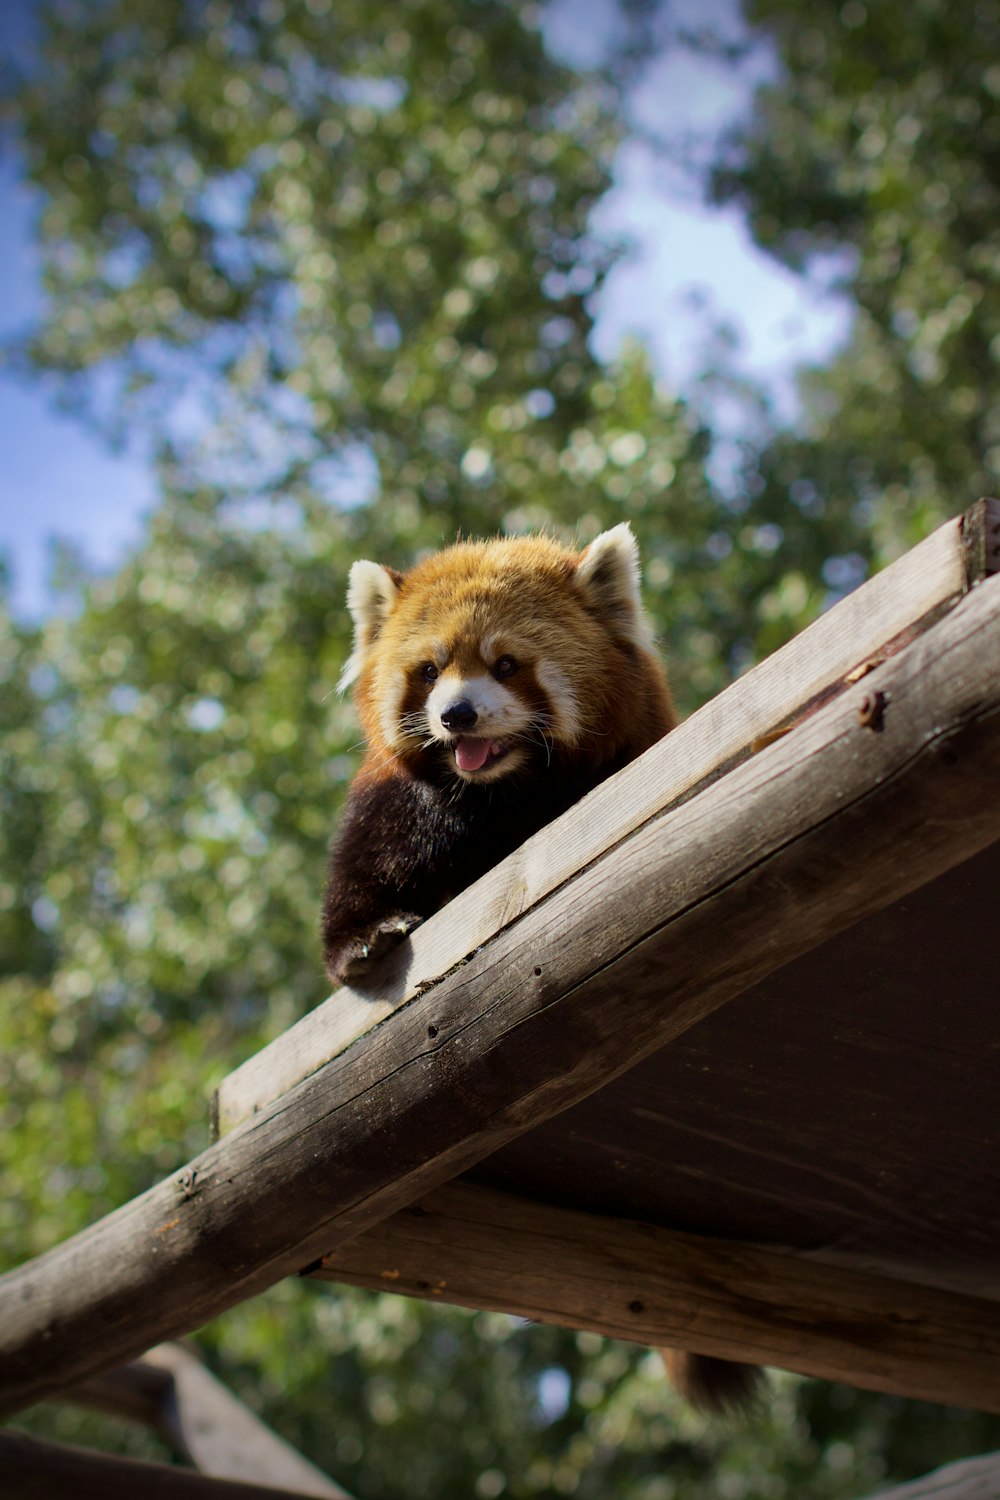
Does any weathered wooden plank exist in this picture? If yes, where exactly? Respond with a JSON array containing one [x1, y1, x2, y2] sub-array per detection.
[[312, 1181, 1000, 1414], [474, 834, 1000, 1300], [72, 1344, 349, 1497], [0, 1431, 341, 1500], [862, 1453, 1000, 1500], [2, 577, 1000, 1418], [213, 501, 999, 1138]]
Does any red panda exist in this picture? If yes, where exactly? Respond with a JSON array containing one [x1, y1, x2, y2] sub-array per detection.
[[322, 523, 673, 978], [322, 522, 761, 1416]]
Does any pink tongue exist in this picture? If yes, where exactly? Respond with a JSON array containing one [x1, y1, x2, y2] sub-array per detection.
[[455, 738, 492, 772]]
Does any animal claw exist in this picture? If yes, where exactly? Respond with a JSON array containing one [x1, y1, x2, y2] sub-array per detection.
[[339, 914, 423, 984]]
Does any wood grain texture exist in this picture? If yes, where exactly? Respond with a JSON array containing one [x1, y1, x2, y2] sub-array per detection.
[[2, 577, 1000, 1418], [313, 1182, 1000, 1414], [471, 834, 1000, 1302], [0, 1431, 341, 1500], [214, 504, 988, 1137]]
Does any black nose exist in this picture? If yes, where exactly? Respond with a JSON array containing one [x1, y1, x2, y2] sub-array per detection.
[[440, 699, 478, 731]]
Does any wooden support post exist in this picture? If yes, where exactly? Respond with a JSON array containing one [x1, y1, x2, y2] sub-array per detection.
[[0, 1430, 344, 1500], [1, 572, 999, 1418], [862, 1453, 1000, 1499], [312, 1183, 1000, 1415], [67, 1357, 183, 1456], [70, 1343, 349, 1497]]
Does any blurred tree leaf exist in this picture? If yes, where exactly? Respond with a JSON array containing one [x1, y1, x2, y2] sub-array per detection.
[[716, 0, 1000, 564]]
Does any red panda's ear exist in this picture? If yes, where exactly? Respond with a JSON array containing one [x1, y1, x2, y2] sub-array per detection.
[[575, 523, 656, 650], [338, 560, 404, 692]]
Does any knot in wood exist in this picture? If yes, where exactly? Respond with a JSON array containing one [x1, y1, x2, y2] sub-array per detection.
[[857, 688, 887, 731], [177, 1167, 198, 1199]]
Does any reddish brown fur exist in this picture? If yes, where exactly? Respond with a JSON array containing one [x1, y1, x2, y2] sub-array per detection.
[[353, 533, 674, 783]]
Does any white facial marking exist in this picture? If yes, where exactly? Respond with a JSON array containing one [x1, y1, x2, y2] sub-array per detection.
[[378, 666, 408, 749], [479, 633, 503, 666], [425, 673, 528, 740], [535, 661, 582, 744]]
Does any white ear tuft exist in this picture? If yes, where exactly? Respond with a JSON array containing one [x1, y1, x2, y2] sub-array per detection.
[[575, 523, 656, 650], [337, 560, 402, 692]]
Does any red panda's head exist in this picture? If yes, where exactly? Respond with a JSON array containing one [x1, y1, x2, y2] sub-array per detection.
[[340, 524, 672, 784]]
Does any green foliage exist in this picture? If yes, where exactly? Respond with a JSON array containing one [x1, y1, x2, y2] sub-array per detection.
[[0, 609, 52, 979], [13, 0, 621, 526], [5, 0, 1000, 1495], [715, 0, 1000, 562]]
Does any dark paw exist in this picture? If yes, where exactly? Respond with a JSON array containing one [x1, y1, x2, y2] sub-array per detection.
[[335, 914, 423, 985]]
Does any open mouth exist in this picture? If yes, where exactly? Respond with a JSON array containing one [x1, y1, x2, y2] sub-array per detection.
[[451, 736, 512, 774]]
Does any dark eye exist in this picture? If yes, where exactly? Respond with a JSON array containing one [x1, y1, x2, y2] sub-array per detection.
[[494, 656, 518, 679], [422, 662, 439, 683]]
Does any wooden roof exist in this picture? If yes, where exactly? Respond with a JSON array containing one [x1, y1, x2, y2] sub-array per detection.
[[470, 831, 1000, 1298], [2, 500, 1000, 1423]]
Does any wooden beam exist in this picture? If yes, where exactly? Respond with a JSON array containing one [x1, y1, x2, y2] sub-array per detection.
[[71, 1344, 349, 1497], [862, 1453, 1000, 1499], [311, 1182, 1000, 1415], [2, 574, 1000, 1418], [961, 495, 1000, 581], [213, 500, 999, 1137], [0, 1431, 343, 1500], [67, 1357, 184, 1456]]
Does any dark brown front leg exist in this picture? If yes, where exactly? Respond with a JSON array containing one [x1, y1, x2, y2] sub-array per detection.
[[324, 911, 423, 985]]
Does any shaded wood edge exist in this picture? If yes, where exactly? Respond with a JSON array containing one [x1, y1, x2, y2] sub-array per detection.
[[961, 495, 1000, 582], [310, 1182, 1000, 1416], [862, 1452, 1000, 1500], [214, 502, 992, 1137], [0, 1431, 347, 1500], [66, 1357, 183, 1455], [69, 1343, 348, 1497], [3, 578, 1000, 1417]]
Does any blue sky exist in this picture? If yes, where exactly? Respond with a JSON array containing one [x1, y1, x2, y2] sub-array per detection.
[[0, 155, 157, 614], [0, 0, 849, 619]]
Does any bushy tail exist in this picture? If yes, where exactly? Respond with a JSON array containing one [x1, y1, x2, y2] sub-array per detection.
[[661, 1350, 766, 1416]]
